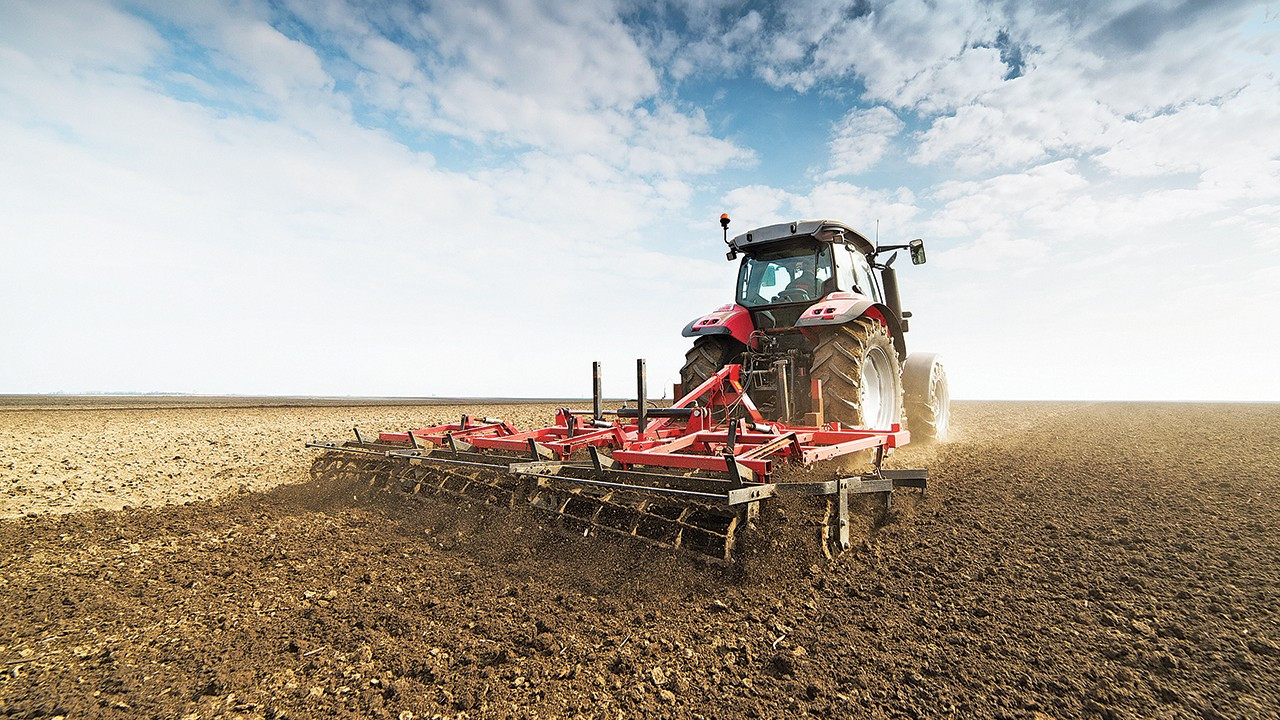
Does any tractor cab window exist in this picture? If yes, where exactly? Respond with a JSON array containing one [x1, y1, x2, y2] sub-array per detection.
[[847, 247, 882, 302], [737, 243, 833, 307]]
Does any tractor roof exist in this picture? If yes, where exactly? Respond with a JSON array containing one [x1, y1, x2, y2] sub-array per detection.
[[730, 220, 876, 255]]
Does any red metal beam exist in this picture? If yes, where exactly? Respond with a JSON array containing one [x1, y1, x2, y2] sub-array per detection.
[[371, 365, 908, 480]]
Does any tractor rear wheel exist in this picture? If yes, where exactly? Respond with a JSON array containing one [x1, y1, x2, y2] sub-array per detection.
[[904, 353, 950, 443], [680, 337, 741, 398], [812, 318, 903, 429]]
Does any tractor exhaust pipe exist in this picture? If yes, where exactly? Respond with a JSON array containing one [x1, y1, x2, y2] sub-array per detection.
[[880, 265, 907, 331]]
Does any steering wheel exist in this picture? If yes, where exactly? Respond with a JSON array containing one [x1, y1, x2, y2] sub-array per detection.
[[776, 288, 810, 302]]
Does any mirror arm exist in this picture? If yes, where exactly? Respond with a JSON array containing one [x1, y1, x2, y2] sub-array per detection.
[[876, 238, 924, 253], [871, 251, 898, 270]]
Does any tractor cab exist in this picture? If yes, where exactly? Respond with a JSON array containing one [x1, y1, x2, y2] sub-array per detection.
[[732, 221, 883, 331]]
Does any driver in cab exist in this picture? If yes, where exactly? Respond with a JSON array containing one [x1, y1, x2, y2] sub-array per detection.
[[778, 258, 815, 301]]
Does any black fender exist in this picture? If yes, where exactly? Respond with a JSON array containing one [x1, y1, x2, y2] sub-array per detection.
[[795, 298, 907, 360]]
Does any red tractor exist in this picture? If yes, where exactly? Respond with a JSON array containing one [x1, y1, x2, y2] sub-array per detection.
[[679, 216, 949, 441]]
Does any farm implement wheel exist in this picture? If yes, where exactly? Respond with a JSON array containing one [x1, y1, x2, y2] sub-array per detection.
[[310, 451, 397, 487], [812, 318, 903, 429], [310, 449, 518, 506], [904, 353, 950, 443], [524, 482, 742, 563]]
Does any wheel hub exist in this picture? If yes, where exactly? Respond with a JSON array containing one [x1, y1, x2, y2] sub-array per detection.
[[860, 345, 896, 428]]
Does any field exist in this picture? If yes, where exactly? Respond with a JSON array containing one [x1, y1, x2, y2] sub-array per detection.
[[2, 398, 1278, 719]]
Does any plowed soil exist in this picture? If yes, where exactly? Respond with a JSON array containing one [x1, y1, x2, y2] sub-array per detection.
[[2, 399, 1278, 720]]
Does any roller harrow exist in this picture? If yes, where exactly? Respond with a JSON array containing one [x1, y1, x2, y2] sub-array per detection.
[[307, 361, 926, 564]]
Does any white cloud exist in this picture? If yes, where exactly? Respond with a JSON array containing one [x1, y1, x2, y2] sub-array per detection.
[[663, 9, 764, 80], [759, 0, 1008, 100], [1096, 81, 1280, 182], [926, 159, 1090, 251], [280, 0, 756, 179], [0, 0, 164, 71], [216, 19, 333, 100], [419, 0, 659, 112], [722, 182, 920, 243], [824, 106, 904, 177], [721, 184, 798, 229]]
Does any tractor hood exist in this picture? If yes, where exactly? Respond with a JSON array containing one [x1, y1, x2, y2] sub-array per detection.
[[730, 220, 875, 256]]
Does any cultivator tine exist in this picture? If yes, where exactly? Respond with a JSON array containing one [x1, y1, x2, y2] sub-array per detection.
[[527, 439, 555, 461], [723, 452, 752, 488], [833, 478, 850, 552], [446, 433, 475, 455], [588, 446, 616, 473]]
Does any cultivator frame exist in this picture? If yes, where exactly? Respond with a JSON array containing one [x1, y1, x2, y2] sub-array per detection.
[[307, 361, 926, 564]]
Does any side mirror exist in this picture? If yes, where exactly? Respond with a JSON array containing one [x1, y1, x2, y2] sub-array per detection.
[[909, 238, 926, 265], [765, 265, 781, 285]]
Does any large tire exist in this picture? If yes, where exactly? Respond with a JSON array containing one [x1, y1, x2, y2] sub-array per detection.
[[811, 318, 903, 429], [680, 337, 741, 398], [904, 353, 950, 443]]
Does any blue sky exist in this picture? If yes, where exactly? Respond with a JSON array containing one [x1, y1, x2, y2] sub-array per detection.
[[2, 0, 1278, 400]]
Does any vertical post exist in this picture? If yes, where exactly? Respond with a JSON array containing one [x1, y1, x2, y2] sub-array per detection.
[[592, 361, 602, 421], [636, 358, 648, 436], [835, 478, 850, 552], [772, 360, 791, 421]]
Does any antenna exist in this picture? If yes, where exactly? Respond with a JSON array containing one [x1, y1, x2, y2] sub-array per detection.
[[875, 219, 880, 250]]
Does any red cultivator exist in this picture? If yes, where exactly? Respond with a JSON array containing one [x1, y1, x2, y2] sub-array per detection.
[[308, 360, 926, 564]]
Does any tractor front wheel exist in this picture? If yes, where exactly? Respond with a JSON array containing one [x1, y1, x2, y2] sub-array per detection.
[[812, 318, 903, 429], [904, 353, 950, 443]]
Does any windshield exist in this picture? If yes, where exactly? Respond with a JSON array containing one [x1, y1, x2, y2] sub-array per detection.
[[736, 242, 833, 308]]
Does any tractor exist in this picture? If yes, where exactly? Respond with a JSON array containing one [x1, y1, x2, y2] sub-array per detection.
[[306, 216, 946, 564], [679, 217, 949, 442]]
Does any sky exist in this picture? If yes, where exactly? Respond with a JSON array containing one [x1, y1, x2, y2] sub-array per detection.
[[1, 0, 1278, 401]]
